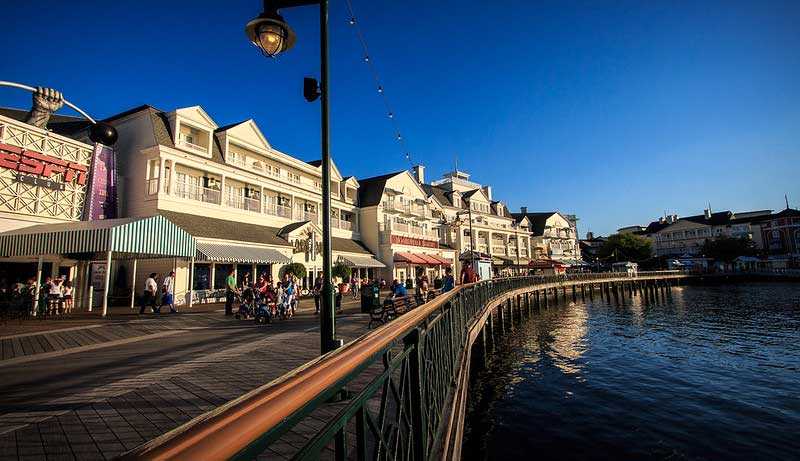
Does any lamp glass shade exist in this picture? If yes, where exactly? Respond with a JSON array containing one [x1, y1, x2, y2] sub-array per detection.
[[255, 23, 286, 56]]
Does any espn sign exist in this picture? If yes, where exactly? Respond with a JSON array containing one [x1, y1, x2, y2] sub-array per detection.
[[0, 141, 89, 185]]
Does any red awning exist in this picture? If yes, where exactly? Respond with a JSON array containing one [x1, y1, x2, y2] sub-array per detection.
[[430, 255, 453, 266], [394, 252, 428, 265], [418, 254, 442, 265]]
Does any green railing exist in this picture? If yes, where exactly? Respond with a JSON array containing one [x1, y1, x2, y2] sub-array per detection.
[[122, 272, 685, 461]]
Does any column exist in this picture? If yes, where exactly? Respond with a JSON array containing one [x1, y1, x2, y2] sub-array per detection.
[[219, 175, 226, 206], [102, 251, 112, 317], [188, 257, 195, 308], [487, 231, 493, 256], [33, 255, 43, 316], [84, 260, 93, 311], [210, 262, 216, 290], [130, 259, 137, 309]]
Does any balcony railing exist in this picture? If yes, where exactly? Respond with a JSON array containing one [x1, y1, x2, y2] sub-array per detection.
[[410, 226, 423, 236], [339, 220, 353, 231], [173, 182, 220, 204], [394, 222, 409, 233], [264, 203, 292, 219], [424, 229, 438, 238], [146, 178, 159, 195], [295, 210, 318, 222], [177, 138, 207, 153]]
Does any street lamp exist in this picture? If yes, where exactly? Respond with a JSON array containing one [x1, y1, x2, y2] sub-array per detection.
[[511, 221, 521, 275], [247, 0, 337, 354], [443, 208, 476, 276]]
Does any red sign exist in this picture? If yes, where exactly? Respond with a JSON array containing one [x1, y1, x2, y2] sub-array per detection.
[[0, 142, 88, 185], [390, 235, 439, 249]]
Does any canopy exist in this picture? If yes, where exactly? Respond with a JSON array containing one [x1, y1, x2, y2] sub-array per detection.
[[335, 254, 386, 268], [196, 241, 291, 264], [0, 215, 195, 258], [458, 250, 491, 262], [430, 255, 452, 266], [418, 254, 443, 265], [528, 258, 566, 269], [492, 256, 514, 266], [393, 252, 445, 266]]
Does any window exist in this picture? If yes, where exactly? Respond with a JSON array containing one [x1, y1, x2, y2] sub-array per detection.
[[287, 173, 300, 184]]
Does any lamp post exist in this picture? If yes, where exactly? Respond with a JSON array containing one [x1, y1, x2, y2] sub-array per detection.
[[246, 0, 336, 354], [512, 222, 521, 275]]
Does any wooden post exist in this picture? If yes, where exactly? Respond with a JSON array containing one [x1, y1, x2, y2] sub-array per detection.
[[102, 251, 112, 317], [130, 258, 137, 309]]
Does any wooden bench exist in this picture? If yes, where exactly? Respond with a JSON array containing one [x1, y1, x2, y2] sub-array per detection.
[[368, 289, 441, 329]]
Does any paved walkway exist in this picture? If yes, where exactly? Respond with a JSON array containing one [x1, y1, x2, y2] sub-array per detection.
[[0, 295, 374, 460]]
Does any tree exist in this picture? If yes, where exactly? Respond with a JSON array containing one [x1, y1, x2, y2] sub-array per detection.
[[280, 262, 307, 279], [598, 233, 653, 262], [332, 264, 352, 283], [701, 236, 755, 262]]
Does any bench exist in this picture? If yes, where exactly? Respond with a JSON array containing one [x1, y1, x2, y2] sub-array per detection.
[[368, 289, 441, 329]]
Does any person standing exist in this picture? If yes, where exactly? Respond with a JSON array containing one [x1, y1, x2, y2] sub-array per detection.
[[442, 267, 455, 293], [351, 273, 360, 299], [159, 271, 178, 313], [312, 273, 323, 314], [414, 268, 428, 304], [140, 273, 159, 314], [225, 268, 237, 316]]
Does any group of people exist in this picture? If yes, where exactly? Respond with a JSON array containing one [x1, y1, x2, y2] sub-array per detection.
[[386, 265, 477, 305], [139, 271, 178, 314], [228, 269, 300, 319]]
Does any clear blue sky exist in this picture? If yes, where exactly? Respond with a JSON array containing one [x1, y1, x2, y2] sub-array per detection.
[[1, 0, 798, 236]]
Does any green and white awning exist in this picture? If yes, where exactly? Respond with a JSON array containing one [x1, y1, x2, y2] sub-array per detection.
[[335, 254, 386, 268], [196, 241, 291, 264], [0, 216, 195, 258]]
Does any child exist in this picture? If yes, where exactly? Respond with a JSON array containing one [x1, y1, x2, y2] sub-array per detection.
[[62, 280, 74, 313]]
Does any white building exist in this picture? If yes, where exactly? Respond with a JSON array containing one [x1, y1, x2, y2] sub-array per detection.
[[511, 209, 581, 265]]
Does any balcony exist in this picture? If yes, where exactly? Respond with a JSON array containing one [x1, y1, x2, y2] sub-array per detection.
[[382, 200, 403, 214], [424, 229, 438, 239], [224, 194, 260, 213], [394, 222, 409, 233], [173, 182, 220, 204], [177, 138, 207, 154], [295, 210, 318, 222], [146, 178, 159, 195], [339, 220, 353, 231], [410, 226, 423, 236], [265, 203, 292, 219]]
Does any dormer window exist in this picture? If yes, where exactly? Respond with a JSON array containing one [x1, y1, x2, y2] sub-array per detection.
[[177, 123, 210, 154]]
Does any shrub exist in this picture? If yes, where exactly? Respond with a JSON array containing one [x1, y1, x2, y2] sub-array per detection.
[[332, 264, 352, 282], [281, 262, 307, 279]]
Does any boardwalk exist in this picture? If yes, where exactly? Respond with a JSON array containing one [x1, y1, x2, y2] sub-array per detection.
[[0, 299, 372, 460]]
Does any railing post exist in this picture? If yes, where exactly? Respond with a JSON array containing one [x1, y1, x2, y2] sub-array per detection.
[[404, 327, 428, 460]]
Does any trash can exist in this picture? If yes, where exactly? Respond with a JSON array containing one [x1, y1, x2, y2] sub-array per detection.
[[361, 284, 380, 313]]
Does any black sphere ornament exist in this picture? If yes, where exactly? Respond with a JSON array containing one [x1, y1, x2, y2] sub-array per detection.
[[89, 122, 118, 146]]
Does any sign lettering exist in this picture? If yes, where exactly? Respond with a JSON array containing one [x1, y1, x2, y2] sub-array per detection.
[[16, 174, 66, 191], [390, 235, 439, 249], [0, 142, 88, 185]]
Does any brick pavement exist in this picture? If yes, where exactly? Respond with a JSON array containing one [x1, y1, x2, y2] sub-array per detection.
[[0, 295, 375, 460]]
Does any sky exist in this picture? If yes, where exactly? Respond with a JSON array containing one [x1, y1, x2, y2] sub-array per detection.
[[1, 0, 798, 236]]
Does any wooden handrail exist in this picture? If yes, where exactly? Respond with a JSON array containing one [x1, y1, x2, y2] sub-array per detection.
[[121, 283, 472, 461]]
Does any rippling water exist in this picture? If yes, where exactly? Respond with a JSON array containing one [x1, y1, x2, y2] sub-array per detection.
[[463, 283, 800, 460]]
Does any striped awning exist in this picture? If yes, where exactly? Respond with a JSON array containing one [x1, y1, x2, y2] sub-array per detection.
[[335, 255, 386, 268], [0, 216, 195, 257], [196, 241, 291, 264], [394, 252, 427, 265]]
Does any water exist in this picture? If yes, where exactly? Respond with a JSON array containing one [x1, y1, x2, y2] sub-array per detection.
[[463, 283, 800, 460]]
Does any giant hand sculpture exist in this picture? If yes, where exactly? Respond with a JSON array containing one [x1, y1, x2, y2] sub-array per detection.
[[24, 87, 64, 128]]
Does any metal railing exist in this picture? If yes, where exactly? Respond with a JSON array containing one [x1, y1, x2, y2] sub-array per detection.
[[123, 272, 686, 461], [264, 203, 293, 219]]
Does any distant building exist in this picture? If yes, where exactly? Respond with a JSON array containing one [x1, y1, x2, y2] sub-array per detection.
[[580, 232, 608, 264], [618, 208, 772, 257], [756, 208, 800, 267], [512, 209, 582, 266]]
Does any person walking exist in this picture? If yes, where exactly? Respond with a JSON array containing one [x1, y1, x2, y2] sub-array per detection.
[[442, 267, 455, 293], [140, 273, 159, 314], [312, 273, 323, 314], [48, 277, 63, 316], [225, 268, 237, 316], [159, 271, 178, 313], [415, 268, 429, 304]]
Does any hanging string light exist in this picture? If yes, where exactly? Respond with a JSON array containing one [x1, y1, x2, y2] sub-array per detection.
[[345, 0, 415, 169]]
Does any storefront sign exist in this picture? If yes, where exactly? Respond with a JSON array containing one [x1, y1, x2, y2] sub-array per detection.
[[84, 143, 118, 220], [391, 235, 439, 249], [0, 142, 89, 185], [91, 263, 107, 290]]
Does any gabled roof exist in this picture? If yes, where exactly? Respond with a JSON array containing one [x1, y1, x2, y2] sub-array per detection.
[[510, 212, 557, 236], [305, 159, 344, 181], [277, 221, 315, 236], [357, 171, 406, 207], [761, 208, 800, 221], [421, 184, 453, 207], [682, 211, 733, 226]]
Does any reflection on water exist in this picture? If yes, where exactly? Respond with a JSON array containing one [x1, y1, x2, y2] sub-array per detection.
[[464, 283, 800, 460]]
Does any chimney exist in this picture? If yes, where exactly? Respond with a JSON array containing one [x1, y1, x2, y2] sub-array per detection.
[[704, 209, 712, 220], [520, 206, 528, 214], [482, 186, 492, 200], [586, 231, 594, 240], [412, 165, 425, 184], [659, 217, 666, 224]]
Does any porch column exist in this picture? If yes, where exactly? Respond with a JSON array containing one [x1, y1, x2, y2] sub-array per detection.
[[210, 262, 216, 289], [130, 258, 137, 309], [33, 255, 43, 316], [102, 250, 112, 317], [84, 260, 93, 311], [188, 257, 195, 308]]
